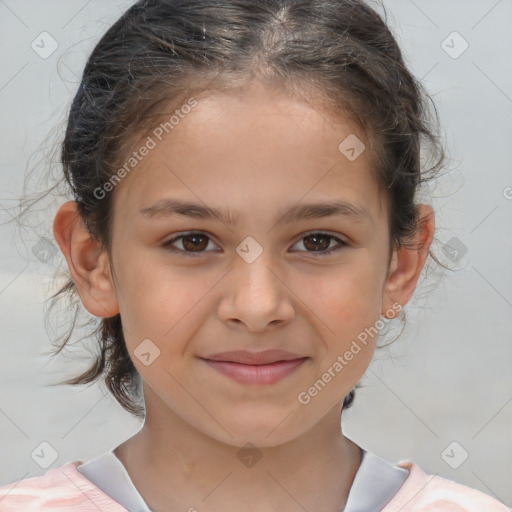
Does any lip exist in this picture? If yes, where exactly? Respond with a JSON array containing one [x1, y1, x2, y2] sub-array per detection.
[[202, 349, 306, 365], [201, 357, 309, 385]]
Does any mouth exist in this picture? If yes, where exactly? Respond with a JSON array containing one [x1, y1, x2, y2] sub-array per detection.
[[202, 349, 307, 365], [199, 351, 309, 385]]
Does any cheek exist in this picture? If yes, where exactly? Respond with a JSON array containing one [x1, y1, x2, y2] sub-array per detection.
[[117, 262, 214, 353], [298, 255, 384, 388], [304, 253, 385, 326]]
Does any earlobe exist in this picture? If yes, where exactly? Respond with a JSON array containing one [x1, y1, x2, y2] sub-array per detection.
[[381, 204, 435, 315], [52, 201, 119, 318]]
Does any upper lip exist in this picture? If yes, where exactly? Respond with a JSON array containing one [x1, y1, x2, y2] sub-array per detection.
[[201, 349, 308, 365]]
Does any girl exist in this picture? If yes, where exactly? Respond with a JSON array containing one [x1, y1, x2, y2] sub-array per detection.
[[1, 0, 509, 510]]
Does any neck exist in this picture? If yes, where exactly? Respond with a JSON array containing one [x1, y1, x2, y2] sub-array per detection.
[[114, 387, 362, 512]]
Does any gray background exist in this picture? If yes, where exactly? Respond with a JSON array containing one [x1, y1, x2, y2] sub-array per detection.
[[0, 0, 511, 506]]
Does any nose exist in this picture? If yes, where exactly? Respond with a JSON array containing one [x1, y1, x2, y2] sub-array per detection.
[[217, 253, 295, 332]]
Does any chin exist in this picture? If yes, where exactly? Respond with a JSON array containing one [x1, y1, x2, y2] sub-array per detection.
[[209, 414, 311, 450]]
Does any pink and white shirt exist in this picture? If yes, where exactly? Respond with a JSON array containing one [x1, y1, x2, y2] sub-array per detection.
[[0, 447, 510, 511]]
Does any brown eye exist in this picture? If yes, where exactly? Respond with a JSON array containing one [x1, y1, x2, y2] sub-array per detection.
[[163, 232, 218, 256], [302, 234, 331, 252], [292, 232, 348, 256], [181, 234, 209, 252]]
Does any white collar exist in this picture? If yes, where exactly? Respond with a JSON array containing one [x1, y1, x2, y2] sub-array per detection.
[[77, 447, 409, 512]]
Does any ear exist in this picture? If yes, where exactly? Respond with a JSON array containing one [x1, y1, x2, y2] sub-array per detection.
[[53, 201, 119, 318], [381, 204, 435, 317]]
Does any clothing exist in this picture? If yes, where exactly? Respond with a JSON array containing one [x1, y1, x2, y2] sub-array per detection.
[[0, 446, 509, 511], [76, 451, 152, 512], [75, 448, 409, 511]]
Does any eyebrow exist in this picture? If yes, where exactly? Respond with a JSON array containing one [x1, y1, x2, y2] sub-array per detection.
[[138, 198, 372, 226]]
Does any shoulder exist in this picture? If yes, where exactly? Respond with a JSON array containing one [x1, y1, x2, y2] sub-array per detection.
[[382, 460, 511, 512], [0, 462, 127, 511]]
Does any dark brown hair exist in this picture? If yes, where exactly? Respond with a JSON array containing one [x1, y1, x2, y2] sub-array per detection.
[[16, 0, 447, 418]]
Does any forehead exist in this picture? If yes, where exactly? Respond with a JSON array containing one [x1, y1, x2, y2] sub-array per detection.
[[112, 81, 386, 225]]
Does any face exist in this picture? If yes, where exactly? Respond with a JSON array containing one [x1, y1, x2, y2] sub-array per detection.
[[107, 80, 396, 447]]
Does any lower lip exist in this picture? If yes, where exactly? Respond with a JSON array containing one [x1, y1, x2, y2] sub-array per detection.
[[202, 358, 308, 385]]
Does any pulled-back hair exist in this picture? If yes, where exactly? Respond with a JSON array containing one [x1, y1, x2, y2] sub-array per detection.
[[20, 0, 447, 417]]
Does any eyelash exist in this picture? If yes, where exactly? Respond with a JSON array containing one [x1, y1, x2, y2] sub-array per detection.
[[162, 231, 349, 258]]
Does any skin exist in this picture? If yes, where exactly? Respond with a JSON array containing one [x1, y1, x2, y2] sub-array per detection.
[[53, 79, 434, 512]]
